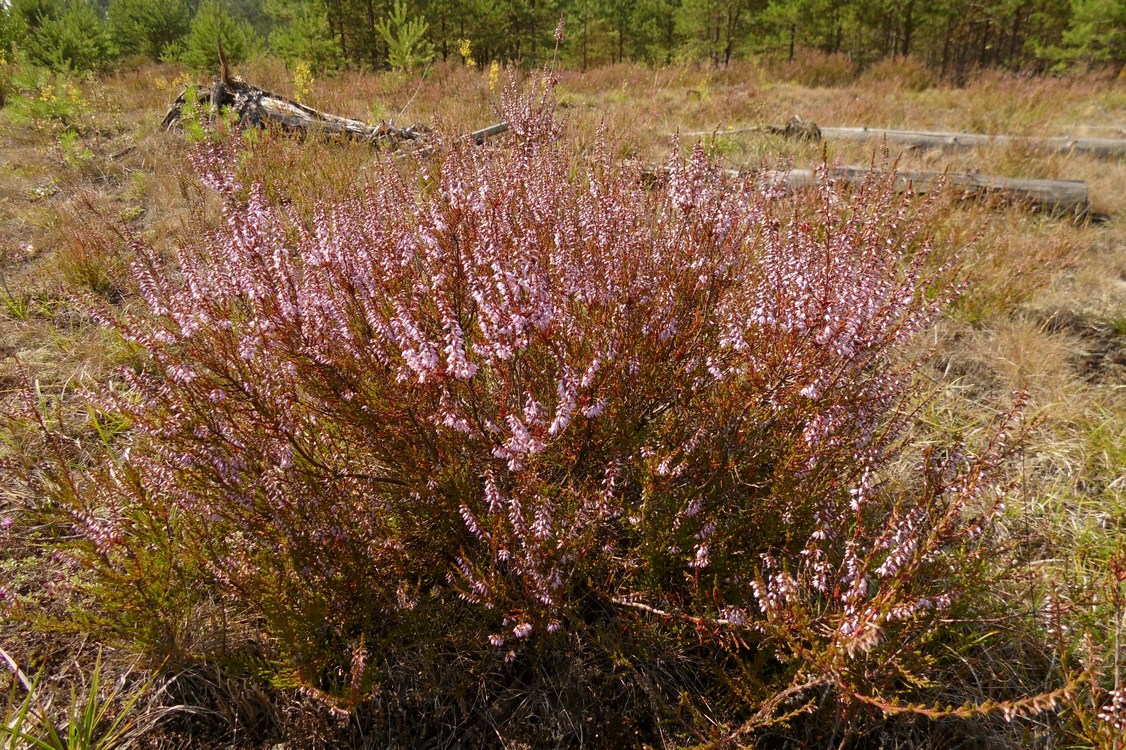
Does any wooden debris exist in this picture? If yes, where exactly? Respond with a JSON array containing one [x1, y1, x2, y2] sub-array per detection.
[[641, 164, 1091, 217], [162, 79, 433, 146], [161, 59, 511, 149], [160, 63, 1090, 217], [772, 115, 821, 141], [678, 123, 1126, 159], [818, 127, 1126, 159], [785, 166, 1090, 216]]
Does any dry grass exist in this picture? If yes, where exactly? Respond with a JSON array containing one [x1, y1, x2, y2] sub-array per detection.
[[1, 55, 1124, 747]]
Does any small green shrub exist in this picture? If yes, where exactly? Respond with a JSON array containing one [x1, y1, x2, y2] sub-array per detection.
[[5, 62, 90, 129], [22, 0, 114, 73], [374, 0, 433, 73], [0, 2, 24, 102], [265, 0, 340, 74], [55, 217, 128, 301], [106, 0, 192, 62]]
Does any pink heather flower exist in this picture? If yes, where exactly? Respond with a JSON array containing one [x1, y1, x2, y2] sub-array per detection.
[[503, 414, 544, 460], [719, 607, 747, 626], [459, 504, 482, 538], [689, 544, 709, 569], [580, 357, 601, 388], [440, 410, 473, 434], [443, 327, 478, 379], [489, 633, 506, 647], [513, 622, 533, 638], [548, 378, 575, 435], [581, 399, 606, 419], [1098, 688, 1126, 731], [523, 394, 546, 427], [532, 503, 552, 540], [483, 472, 505, 514]]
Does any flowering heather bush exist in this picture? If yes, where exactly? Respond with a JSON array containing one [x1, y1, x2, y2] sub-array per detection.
[[20, 86, 1039, 739]]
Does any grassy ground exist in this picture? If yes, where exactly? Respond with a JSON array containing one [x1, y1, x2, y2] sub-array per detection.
[[1, 57, 1124, 747]]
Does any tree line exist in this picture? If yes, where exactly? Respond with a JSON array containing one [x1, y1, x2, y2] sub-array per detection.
[[0, 0, 1122, 78]]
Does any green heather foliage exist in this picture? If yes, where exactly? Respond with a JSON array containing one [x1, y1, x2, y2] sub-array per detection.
[[171, 0, 255, 72], [13, 87, 1053, 742], [106, 0, 192, 62]]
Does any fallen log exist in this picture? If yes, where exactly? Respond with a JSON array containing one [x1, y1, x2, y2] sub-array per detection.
[[677, 124, 1126, 159], [819, 127, 1126, 159], [788, 167, 1089, 215], [162, 62, 510, 148], [162, 78, 431, 145], [641, 164, 1091, 216], [160, 62, 1086, 216]]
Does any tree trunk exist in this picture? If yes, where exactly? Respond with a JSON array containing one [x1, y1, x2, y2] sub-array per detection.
[[367, 0, 377, 68], [582, 6, 588, 71], [901, 0, 915, 57], [940, 18, 952, 76], [1006, 8, 1023, 68]]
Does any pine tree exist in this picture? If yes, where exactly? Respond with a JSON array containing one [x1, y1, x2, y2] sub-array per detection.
[[374, 0, 434, 72], [266, 0, 341, 71], [25, 0, 115, 71], [173, 0, 256, 72], [107, 0, 192, 60]]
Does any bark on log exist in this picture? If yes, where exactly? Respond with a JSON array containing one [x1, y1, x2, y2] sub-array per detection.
[[161, 80, 1089, 215], [818, 127, 1126, 159], [677, 124, 1126, 159], [163, 79, 430, 144], [162, 78, 510, 147], [784, 166, 1090, 215], [641, 164, 1091, 216]]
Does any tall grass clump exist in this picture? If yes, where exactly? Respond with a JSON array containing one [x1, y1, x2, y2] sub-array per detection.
[[13, 85, 1055, 743]]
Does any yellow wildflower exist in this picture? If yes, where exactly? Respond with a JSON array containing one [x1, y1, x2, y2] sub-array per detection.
[[488, 60, 500, 92], [459, 38, 475, 67], [293, 61, 313, 103]]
